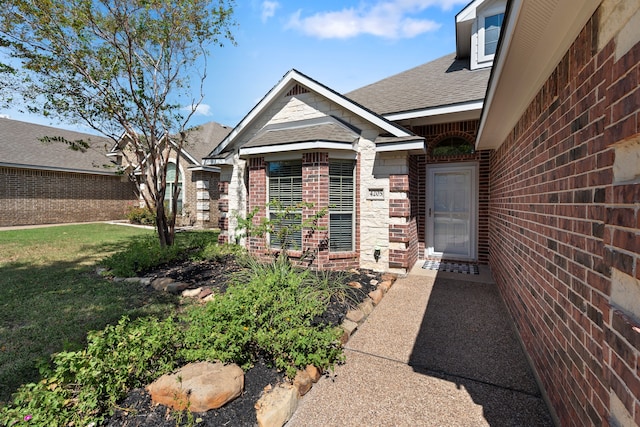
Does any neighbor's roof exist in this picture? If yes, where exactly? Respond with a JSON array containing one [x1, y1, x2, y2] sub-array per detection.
[[181, 121, 232, 163], [346, 53, 491, 117], [0, 118, 117, 175]]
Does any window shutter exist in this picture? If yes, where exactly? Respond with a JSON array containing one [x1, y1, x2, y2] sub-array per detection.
[[268, 161, 303, 249]]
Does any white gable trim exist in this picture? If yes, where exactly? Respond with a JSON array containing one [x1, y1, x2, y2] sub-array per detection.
[[209, 69, 411, 158], [239, 141, 356, 157], [384, 100, 484, 122], [376, 140, 425, 153]]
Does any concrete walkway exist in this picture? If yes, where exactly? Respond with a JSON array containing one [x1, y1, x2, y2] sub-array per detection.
[[287, 263, 554, 426]]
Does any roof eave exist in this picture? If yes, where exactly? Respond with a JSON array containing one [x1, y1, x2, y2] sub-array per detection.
[[0, 162, 123, 176], [384, 100, 484, 122], [375, 139, 426, 153], [476, 0, 602, 150], [239, 140, 357, 157]]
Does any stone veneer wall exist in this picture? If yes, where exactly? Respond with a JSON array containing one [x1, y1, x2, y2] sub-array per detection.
[[0, 166, 136, 227], [489, 4, 640, 425], [408, 120, 491, 264]]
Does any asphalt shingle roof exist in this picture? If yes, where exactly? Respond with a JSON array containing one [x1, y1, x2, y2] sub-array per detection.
[[0, 118, 116, 174], [182, 121, 232, 163], [244, 118, 360, 149], [345, 53, 491, 116]]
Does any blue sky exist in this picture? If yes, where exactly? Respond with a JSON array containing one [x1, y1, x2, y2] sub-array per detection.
[[0, 0, 470, 132]]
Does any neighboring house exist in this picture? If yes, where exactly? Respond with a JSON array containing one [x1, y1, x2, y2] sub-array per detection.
[[0, 118, 137, 227], [204, 0, 640, 424], [109, 121, 231, 228]]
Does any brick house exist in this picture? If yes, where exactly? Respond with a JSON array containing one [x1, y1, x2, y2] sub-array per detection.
[[109, 121, 231, 228], [204, 0, 640, 424], [0, 117, 137, 227]]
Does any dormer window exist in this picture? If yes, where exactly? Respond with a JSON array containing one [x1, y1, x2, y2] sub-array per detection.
[[473, 3, 505, 69]]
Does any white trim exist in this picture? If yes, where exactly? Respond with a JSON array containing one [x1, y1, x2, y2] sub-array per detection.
[[239, 141, 356, 156], [187, 166, 221, 173], [384, 100, 484, 122], [202, 156, 234, 166], [209, 69, 410, 158], [375, 140, 425, 153], [425, 162, 478, 261]]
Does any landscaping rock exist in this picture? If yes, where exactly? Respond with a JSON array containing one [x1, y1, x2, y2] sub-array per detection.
[[345, 308, 365, 324], [151, 277, 174, 291], [255, 384, 298, 427], [305, 365, 321, 383], [347, 281, 362, 289], [166, 281, 189, 294], [202, 293, 215, 303], [182, 287, 203, 298], [340, 319, 358, 344], [358, 298, 374, 316], [368, 288, 384, 305], [381, 273, 396, 282], [369, 279, 379, 286], [198, 288, 213, 299], [293, 370, 312, 396], [378, 280, 393, 293], [147, 362, 244, 412]]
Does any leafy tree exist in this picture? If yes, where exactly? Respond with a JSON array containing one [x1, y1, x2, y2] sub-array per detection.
[[0, 0, 236, 246]]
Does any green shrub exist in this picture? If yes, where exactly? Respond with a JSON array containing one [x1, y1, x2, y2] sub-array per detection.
[[125, 206, 156, 225], [0, 316, 181, 427], [182, 255, 344, 377], [101, 231, 220, 277]]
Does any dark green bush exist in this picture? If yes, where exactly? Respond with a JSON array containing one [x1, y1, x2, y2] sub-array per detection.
[[125, 206, 156, 225]]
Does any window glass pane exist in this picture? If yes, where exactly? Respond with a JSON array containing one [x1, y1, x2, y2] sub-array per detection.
[[484, 13, 504, 56], [268, 161, 302, 249], [329, 160, 355, 252], [164, 163, 182, 214]]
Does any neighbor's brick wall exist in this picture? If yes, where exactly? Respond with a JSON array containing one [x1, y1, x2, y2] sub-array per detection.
[[408, 120, 491, 263], [489, 10, 640, 426], [0, 167, 136, 227]]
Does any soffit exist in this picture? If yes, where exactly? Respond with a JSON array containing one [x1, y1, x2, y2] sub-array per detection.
[[477, 0, 602, 149]]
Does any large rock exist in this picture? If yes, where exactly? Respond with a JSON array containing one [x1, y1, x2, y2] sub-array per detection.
[[147, 362, 244, 412], [255, 384, 298, 427], [151, 277, 174, 291]]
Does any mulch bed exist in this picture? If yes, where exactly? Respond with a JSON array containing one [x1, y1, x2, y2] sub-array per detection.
[[106, 256, 381, 426]]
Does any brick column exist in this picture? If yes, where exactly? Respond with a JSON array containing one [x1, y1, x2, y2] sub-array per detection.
[[246, 157, 267, 257], [388, 174, 418, 270], [302, 152, 330, 267]]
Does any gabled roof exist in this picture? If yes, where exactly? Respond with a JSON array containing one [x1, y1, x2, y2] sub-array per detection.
[[182, 121, 232, 163], [205, 69, 415, 162], [0, 118, 117, 175], [345, 53, 490, 121]]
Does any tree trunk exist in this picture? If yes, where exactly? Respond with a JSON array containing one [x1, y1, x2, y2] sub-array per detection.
[[156, 202, 173, 248]]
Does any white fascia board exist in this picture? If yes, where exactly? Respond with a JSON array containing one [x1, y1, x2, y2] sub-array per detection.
[[477, 0, 601, 150], [187, 165, 221, 173], [384, 100, 484, 122], [456, 0, 482, 22], [239, 141, 355, 157], [0, 162, 122, 176], [203, 156, 234, 166], [375, 140, 425, 153]]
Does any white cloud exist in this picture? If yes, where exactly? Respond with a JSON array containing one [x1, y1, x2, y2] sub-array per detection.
[[261, 1, 280, 23], [182, 103, 212, 116], [286, 0, 467, 39]]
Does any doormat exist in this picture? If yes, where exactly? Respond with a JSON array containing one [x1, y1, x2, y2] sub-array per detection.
[[422, 260, 479, 275]]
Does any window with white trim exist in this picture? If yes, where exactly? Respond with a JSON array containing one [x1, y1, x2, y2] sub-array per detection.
[[165, 162, 183, 214], [471, 1, 506, 70], [329, 160, 355, 252], [268, 160, 302, 249]]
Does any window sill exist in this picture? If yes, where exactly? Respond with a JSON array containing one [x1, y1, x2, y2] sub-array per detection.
[[329, 251, 358, 260]]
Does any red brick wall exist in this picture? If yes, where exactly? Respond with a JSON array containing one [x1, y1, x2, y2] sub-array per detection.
[[244, 153, 359, 270], [408, 120, 491, 263], [0, 167, 137, 227], [489, 13, 640, 426]]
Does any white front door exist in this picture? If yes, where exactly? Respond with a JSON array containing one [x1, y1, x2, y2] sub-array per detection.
[[426, 163, 477, 260]]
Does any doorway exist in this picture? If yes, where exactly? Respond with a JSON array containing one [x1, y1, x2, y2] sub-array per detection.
[[426, 163, 478, 260]]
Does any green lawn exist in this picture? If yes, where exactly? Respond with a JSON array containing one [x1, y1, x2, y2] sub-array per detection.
[[0, 223, 178, 404]]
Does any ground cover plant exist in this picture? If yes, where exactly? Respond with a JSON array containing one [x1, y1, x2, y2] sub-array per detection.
[[0, 224, 364, 426]]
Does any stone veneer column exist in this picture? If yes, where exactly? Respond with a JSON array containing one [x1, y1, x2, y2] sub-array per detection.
[[302, 152, 330, 267]]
